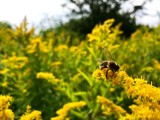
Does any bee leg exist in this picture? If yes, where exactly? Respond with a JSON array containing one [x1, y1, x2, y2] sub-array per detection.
[[106, 69, 114, 78], [106, 69, 109, 78], [111, 70, 114, 77]]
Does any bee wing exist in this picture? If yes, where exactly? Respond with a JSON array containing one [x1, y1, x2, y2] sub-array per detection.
[[96, 58, 102, 62], [96, 58, 103, 66], [104, 47, 114, 61]]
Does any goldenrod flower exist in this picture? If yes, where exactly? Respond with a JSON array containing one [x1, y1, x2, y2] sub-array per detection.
[[97, 70, 160, 119], [20, 110, 42, 120], [51, 101, 86, 119], [0, 109, 14, 120], [69, 46, 78, 53], [97, 96, 126, 117], [87, 18, 118, 49], [0, 95, 14, 120], [92, 69, 106, 80], [56, 101, 86, 117], [131, 29, 141, 39], [153, 59, 160, 70], [51, 61, 62, 67], [54, 45, 68, 51], [92, 68, 119, 81], [109, 87, 115, 92], [0, 95, 12, 110], [36, 72, 61, 83], [0, 68, 9, 74], [20, 105, 42, 120], [2, 81, 8, 87], [51, 116, 64, 120], [128, 104, 160, 120], [26, 37, 49, 53], [1, 56, 28, 69]]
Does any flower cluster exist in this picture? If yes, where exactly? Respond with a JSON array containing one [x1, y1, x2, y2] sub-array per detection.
[[0, 95, 14, 120], [0, 55, 28, 71], [36, 72, 61, 83], [1, 17, 160, 119], [26, 37, 50, 54], [97, 96, 126, 117], [51, 101, 86, 120], [20, 105, 42, 120], [92, 68, 118, 81], [93, 69, 160, 119]]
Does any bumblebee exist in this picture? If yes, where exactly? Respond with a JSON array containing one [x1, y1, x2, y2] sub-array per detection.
[[99, 48, 119, 78], [100, 61, 119, 78]]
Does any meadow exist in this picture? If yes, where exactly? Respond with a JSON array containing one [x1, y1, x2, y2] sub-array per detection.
[[0, 18, 160, 120]]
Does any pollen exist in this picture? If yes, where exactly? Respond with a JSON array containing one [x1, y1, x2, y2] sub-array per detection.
[[92, 69, 106, 79]]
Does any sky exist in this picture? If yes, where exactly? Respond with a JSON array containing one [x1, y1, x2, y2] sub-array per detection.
[[0, 0, 67, 26], [0, 0, 160, 27]]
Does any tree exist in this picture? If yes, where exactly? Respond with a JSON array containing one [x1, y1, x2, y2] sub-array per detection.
[[62, 0, 151, 38], [0, 21, 12, 29]]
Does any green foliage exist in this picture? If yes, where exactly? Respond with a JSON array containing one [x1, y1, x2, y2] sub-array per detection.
[[0, 21, 12, 29], [0, 18, 160, 119]]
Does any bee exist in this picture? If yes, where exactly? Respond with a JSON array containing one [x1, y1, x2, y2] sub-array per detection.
[[100, 61, 119, 77], [99, 48, 119, 78]]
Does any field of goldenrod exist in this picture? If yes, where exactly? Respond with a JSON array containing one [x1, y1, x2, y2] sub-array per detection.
[[1, 18, 160, 120]]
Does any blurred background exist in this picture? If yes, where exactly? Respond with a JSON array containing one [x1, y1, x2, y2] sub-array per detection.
[[0, 0, 160, 37], [1, 0, 160, 119], [0, 0, 160, 25]]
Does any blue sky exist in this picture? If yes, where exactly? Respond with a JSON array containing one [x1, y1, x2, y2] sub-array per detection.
[[0, 0, 160, 27]]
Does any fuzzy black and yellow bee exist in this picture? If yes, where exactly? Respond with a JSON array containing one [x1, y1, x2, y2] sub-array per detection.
[[99, 48, 120, 78], [100, 61, 119, 78]]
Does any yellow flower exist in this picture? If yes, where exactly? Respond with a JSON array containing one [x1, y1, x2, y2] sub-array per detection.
[[92, 69, 106, 80], [26, 37, 49, 53], [63, 101, 86, 110], [37, 72, 61, 84], [51, 61, 62, 67], [128, 104, 160, 119], [56, 108, 68, 118], [69, 46, 78, 53], [123, 77, 134, 88], [153, 59, 160, 70], [0, 68, 9, 74], [87, 19, 116, 44], [20, 105, 42, 120], [0, 109, 14, 120], [36, 72, 53, 79], [20, 110, 42, 120], [51, 116, 64, 120], [53, 101, 86, 119], [107, 44, 120, 52], [104, 18, 115, 26], [2, 81, 8, 87], [98, 70, 160, 119], [0, 95, 12, 110], [111, 71, 126, 85], [22, 89, 27, 93], [109, 87, 115, 92], [0, 95, 14, 120], [26, 105, 31, 114], [97, 96, 126, 117], [54, 45, 68, 51], [131, 29, 142, 39], [1, 56, 28, 69]]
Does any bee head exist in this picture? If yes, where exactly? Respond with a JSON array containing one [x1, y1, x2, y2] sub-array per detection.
[[109, 61, 119, 71]]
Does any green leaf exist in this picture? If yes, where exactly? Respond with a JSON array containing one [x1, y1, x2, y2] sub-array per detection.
[[77, 69, 93, 87]]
